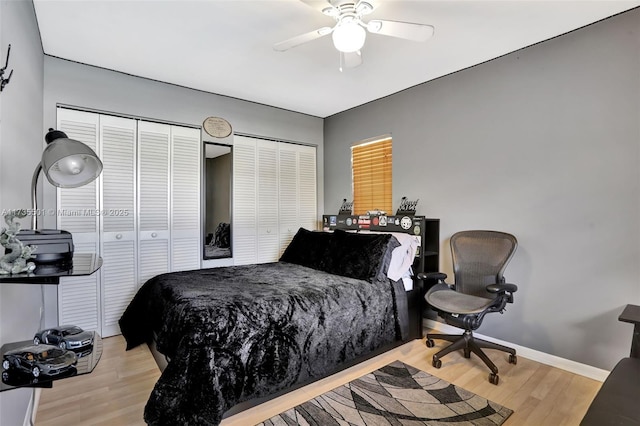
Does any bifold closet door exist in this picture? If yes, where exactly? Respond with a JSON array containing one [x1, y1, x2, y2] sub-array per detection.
[[233, 136, 318, 265], [57, 109, 101, 332], [298, 145, 317, 231], [278, 143, 317, 255], [170, 126, 201, 272], [137, 121, 171, 285], [257, 140, 279, 263], [99, 115, 137, 337], [232, 136, 257, 265]]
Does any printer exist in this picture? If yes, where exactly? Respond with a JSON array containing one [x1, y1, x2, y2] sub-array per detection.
[[14, 229, 74, 264]]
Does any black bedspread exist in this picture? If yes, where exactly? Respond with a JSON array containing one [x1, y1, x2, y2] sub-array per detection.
[[120, 261, 407, 425]]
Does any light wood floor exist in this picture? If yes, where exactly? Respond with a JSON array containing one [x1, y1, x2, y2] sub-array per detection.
[[35, 333, 601, 425]]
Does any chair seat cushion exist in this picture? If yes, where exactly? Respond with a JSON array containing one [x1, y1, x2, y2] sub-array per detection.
[[426, 283, 496, 314]]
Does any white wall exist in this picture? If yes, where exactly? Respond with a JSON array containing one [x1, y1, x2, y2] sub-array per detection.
[[324, 9, 640, 371], [0, 0, 45, 424]]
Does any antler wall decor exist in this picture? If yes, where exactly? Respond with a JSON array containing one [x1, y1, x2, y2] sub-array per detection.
[[1, 44, 14, 93]]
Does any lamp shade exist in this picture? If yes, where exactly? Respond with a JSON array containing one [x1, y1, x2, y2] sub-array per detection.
[[41, 129, 103, 188], [332, 21, 366, 53]]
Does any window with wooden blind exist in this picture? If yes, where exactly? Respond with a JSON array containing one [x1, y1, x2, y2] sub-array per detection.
[[351, 137, 392, 215]]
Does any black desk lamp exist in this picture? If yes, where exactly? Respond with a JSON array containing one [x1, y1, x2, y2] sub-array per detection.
[[31, 128, 103, 230]]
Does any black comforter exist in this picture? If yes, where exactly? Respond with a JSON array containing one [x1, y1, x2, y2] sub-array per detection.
[[120, 261, 408, 425]]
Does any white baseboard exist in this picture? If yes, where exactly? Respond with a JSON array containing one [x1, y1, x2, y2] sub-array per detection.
[[423, 319, 610, 382]]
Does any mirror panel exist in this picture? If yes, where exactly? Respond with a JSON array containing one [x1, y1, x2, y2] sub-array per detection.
[[204, 143, 232, 259]]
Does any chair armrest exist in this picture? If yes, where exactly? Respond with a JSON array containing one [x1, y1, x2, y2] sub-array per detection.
[[417, 272, 447, 282], [486, 283, 518, 294]]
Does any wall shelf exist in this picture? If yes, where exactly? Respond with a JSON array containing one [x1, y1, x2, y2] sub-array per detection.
[[0, 253, 102, 285], [0, 252, 103, 392], [0, 332, 103, 392]]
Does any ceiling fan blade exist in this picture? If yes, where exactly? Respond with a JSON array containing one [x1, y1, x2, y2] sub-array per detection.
[[273, 27, 333, 52], [367, 20, 434, 42], [339, 51, 363, 72]]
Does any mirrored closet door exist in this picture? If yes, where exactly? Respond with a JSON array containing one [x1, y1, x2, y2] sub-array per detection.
[[203, 143, 232, 260]]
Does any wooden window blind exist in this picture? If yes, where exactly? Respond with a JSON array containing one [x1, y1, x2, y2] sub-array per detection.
[[352, 138, 392, 215]]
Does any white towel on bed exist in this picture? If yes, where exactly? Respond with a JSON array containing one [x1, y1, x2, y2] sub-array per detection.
[[386, 233, 420, 290], [358, 230, 420, 290]]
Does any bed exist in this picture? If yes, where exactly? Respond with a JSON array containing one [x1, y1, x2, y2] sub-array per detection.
[[120, 223, 426, 425]]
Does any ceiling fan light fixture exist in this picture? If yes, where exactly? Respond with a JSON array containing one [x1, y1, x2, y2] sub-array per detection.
[[332, 21, 366, 53]]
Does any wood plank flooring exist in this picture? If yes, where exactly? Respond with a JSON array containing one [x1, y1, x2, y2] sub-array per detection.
[[35, 333, 601, 425]]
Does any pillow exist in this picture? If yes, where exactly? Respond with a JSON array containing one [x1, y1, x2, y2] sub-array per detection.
[[324, 230, 400, 283], [279, 228, 333, 270]]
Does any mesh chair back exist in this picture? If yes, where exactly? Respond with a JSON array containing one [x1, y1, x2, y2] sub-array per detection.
[[451, 230, 517, 299]]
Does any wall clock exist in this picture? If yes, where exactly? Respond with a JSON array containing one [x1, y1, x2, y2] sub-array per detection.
[[203, 117, 232, 138]]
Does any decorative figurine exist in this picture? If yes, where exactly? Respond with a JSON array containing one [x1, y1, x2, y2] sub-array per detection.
[[396, 197, 419, 215], [2, 344, 77, 379], [0, 211, 36, 274], [34, 325, 94, 357], [339, 199, 353, 214]]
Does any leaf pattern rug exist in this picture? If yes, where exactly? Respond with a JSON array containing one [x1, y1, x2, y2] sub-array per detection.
[[258, 360, 513, 425]]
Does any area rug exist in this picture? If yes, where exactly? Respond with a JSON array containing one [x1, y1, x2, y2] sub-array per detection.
[[257, 361, 513, 425]]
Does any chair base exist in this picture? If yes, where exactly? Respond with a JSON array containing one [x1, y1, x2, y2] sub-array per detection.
[[426, 330, 517, 385]]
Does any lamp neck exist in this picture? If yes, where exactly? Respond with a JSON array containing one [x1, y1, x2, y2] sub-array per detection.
[[31, 163, 42, 230]]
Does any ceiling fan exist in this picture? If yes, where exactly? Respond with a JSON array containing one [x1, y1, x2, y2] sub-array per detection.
[[274, 0, 434, 71]]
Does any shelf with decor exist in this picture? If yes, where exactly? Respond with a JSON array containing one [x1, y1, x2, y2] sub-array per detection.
[[0, 332, 103, 392], [0, 252, 102, 391], [0, 253, 102, 285]]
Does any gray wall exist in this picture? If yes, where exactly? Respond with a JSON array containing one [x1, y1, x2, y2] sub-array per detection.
[[0, 0, 45, 424], [42, 56, 324, 230], [324, 9, 640, 370]]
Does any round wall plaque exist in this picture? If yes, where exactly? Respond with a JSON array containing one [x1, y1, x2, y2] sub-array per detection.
[[203, 117, 232, 138]]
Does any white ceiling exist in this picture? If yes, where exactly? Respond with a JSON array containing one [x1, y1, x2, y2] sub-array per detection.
[[33, 0, 639, 118]]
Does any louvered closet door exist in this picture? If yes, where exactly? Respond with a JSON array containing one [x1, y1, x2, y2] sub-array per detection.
[[57, 109, 100, 331], [278, 144, 317, 254], [278, 144, 299, 255], [138, 121, 170, 285], [233, 136, 258, 265], [99, 115, 137, 337], [170, 125, 200, 272], [257, 140, 279, 263], [298, 144, 317, 231]]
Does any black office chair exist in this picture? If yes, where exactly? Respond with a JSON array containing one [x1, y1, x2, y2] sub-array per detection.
[[418, 230, 518, 385]]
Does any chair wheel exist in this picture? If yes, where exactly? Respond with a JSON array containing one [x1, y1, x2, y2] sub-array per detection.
[[489, 373, 499, 385], [464, 348, 471, 358], [509, 354, 517, 365], [426, 339, 435, 348], [432, 357, 442, 369]]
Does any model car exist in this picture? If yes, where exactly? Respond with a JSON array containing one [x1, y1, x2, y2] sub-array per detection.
[[2, 344, 77, 378], [33, 325, 94, 354]]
